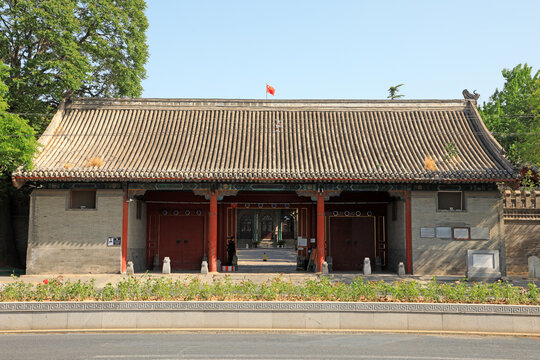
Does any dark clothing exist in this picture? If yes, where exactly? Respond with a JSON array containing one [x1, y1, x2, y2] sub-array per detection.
[[227, 240, 236, 265]]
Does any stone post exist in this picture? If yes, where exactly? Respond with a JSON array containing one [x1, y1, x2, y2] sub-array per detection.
[[201, 260, 209, 274], [162, 257, 171, 274], [363, 257, 371, 275]]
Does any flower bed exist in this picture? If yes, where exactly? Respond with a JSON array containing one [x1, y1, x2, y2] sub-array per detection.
[[1, 276, 539, 304]]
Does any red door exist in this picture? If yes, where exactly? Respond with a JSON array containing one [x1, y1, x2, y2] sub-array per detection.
[[159, 215, 204, 270], [330, 217, 375, 271]]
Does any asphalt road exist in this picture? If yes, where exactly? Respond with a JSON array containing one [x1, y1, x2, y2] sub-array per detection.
[[1, 333, 539, 360]]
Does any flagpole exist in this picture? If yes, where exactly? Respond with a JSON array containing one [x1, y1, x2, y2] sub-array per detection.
[[265, 83, 267, 100]]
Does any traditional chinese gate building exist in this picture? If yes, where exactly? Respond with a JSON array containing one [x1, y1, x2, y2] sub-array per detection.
[[13, 98, 514, 275]]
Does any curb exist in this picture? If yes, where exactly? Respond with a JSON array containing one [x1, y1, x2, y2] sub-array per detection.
[[1, 328, 539, 337], [1, 301, 539, 335]]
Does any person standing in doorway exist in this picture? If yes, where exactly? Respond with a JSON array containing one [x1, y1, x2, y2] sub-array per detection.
[[227, 237, 236, 266]]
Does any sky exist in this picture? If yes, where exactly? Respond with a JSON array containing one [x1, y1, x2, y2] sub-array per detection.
[[141, 0, 540, 104]]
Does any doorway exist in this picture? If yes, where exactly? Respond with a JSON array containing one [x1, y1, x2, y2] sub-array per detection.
[[158, 215, 205, 270], [329, 216, 375, 271], [236, 209, 298, 249]]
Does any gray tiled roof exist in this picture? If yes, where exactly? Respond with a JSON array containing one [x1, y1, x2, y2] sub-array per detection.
[[14, 98, 514, 183]]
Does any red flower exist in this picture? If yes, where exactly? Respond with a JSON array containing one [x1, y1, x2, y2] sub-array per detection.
[[43, 279, 49, 285]]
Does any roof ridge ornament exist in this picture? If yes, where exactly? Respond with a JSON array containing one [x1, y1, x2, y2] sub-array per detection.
[[462, 89, 480, 101]]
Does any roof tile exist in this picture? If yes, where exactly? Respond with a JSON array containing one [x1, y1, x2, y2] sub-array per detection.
[[15, 98, 514, 183]]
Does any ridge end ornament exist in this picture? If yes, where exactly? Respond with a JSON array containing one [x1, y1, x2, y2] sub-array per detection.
[[462, 89, 480, 101]]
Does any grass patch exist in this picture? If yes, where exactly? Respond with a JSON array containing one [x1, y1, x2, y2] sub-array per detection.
[[1, 275, 538, 304]]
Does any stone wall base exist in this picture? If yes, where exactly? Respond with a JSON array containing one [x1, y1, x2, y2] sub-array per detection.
[[1, 301, 538, 334]]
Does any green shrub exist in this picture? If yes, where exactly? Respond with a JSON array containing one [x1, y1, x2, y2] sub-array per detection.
[[1, 275, 538, 304]]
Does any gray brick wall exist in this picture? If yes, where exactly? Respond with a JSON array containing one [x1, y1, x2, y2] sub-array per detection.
[[411, 191, 503, 276], [505, 220, 540, 275], [26, 189, 123, 274]]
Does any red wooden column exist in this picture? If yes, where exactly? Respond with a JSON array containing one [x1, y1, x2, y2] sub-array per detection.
[[316, 192, 325, 272], [121, 190, 129, 274], [209, 192, 218, 272], [405, 191, 412, 274]]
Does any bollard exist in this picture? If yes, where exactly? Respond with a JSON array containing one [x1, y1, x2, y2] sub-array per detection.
[[201, 260, 209, 274], [326, 256, 333, 272], [529, 256, 540, 279], [232, 255, 238, 266], [216, 259, 221, 272], [398, 262, 405, 276], [162, 257, 171, 274], [363, 257, 371, 275], [322, 261, 329, 275], [126, 261, 135, 275], [263, 252, 267, 261]]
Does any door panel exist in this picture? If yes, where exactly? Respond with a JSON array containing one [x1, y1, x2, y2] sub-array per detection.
[[159, 215, 204, 270], [238, 214, 253, 239], [261, 214, 273, 240], [330, 217, 375, 271]]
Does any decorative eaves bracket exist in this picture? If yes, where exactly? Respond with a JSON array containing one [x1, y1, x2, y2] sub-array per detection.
[[295, 189, 341, 201], [193, 189, 239, 201]]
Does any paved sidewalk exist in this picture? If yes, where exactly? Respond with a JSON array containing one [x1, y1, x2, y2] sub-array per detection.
[[0, 246, 538, 288], [236, 248, 297, 273]]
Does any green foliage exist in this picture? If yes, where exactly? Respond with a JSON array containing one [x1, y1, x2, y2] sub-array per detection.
[[1, 275, 539, 304], [442, 142, 459, 162], [387, 84, 404, 100], [479, 64, 540, 166], [0, 0, 149, 133], [0, 63, 39, 173], [520, 169, 538, 190]]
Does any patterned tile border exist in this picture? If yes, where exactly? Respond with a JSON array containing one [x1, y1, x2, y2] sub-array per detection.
[[0, 301, 538, 315]]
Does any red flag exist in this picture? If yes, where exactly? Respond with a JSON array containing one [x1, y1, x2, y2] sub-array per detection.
[[266, 84, 275, 96]]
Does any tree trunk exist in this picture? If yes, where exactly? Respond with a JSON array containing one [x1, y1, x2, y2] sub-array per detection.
[[0, 179, 20, 268], [10, 189, 30, 266]]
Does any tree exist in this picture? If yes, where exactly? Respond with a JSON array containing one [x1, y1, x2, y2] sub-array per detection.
[[0, 1, 148, 269], [0, 63, 38, 173], [0, 62, 38, 268], [387, 84, 404, 100], [479, 64, 540, 166], [0, 0, 149, 133]]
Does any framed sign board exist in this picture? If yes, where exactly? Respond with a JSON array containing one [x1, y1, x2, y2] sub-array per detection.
[[297, 237, 307, 247], [471, 227, 490, 240], [453, 227, 470, 240], [107, 236, 121, 247], [436, 227, 452, 239], [420, 228, 435, 238]]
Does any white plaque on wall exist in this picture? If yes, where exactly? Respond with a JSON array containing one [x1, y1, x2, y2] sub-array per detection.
[[420, 228, 435, 238], [472, 253, 495, 268], [436, 227, 452, 239], [453, 227, 470, 240], [297, 237, 307, 247], [471, 227, 490, 240]]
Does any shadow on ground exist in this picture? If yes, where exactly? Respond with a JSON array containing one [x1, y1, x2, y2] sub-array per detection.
[[236, 248, 298, 273]]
